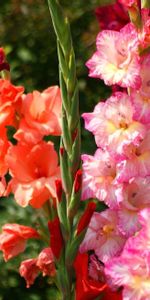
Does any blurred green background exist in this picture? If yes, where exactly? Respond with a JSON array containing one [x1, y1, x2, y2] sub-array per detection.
[[0, 0, 112, 299]]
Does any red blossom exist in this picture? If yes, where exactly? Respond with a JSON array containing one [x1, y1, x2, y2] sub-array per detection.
[[77, 202, 96, 235], [48, 217, 63, 259], [74, 253, 122, 300], [19, 258, 39, 288], [95, 2, 129, 31], [0, 224, 39, 261], [36, 247, 56, 277]]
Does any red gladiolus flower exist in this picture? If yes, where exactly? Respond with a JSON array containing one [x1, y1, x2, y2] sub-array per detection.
[[77, 202, 96, 235], [48, 217, 63, 259], [74, 252, 107, 300], [74, 253, 122, 300], [0, 224, 39, 261], [95, 2, 129, 31]]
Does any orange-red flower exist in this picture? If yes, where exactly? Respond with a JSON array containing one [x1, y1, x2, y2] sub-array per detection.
[[0, 224, 39, 261], [0, 128, 10, 176], [20, 247, 55, 288], [6, 141, 60, 208], [15, 86, 62, 144], [36, 247, 56, 277], [0, 79, 24, 129], [19, 258, 39, 288]]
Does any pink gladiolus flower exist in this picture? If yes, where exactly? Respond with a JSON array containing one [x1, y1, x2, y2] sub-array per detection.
[[116, 131, 150, 182], [14, 86, 62, 143], [80, 210, 126, 263], [136, 54, 150, 99], [105, 253, 150, 300], [105, 209, 150, 300], [131, 54, 150, 124], [117, 177, 150, 237], [83, 92, 146, 160], [0, 224, 39, 261], [19, 259, 39, 288], [6, 141, 60, 208], [125, 208, 150, 254], [86, 23, 141, 88], [81, 149, 122, 208], [36, 247, 55, 277]]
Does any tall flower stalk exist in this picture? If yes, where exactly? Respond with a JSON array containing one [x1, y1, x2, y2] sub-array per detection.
[[47, 0, 82, 298]]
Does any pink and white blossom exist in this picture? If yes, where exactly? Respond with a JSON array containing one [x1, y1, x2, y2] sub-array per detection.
[[83, 92, 146, 160], [105, 209, 150, 299], [117, 177, 150, 237], [81, 148, 123, 208], [80, 210, 126, 263], [86, 24, 141, 88]]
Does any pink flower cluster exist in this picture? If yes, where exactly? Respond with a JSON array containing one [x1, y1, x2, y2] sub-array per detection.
[[81, 3, 150, 300]]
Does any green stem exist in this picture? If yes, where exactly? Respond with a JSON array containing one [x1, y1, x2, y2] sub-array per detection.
[[47, 0, 81, 298]]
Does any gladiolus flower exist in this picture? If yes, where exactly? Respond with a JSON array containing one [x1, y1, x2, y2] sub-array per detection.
[[83, 92, 146, 160], [74, 252, 122, 300], [0, 224, 39, 261], [0, 129, 9, 176], [117, 177, 150, 237], [95, 2, 129, 31], [15, 86, 62, 143], [74, 252, 107, 300], [80, 210, 126, 263], [116, 131, 150, 182], [105, 209, 150, 300], [86, 23, 141, 88], [0, 79, 24, 129], [6, 141, 60, 208], [19, 259, 39, 288], [81, 149, 123, 208], [36, 247, 56, 277]]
